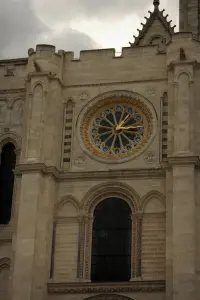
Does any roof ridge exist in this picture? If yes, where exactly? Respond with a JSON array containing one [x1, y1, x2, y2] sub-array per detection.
[[130, 1, 176, 46]]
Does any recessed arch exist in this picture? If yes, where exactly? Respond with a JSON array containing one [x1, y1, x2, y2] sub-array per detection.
[[91, 197, 132, 282], [175, 70, 192, 83], [10, 96, 24, 109], [81, 182, 140, 215], [32, 82, 45, 93], [0, 132, 22, 151], [140, 190, 166, 212], [55, 195, 81, 218]]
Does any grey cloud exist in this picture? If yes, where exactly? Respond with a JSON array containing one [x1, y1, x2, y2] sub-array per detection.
[[0, 0, 48, 57], [43, 28, 100, 56], [33, 0, 179, 26], [33, 0, 153, 25], [0, 0, 98, 58]]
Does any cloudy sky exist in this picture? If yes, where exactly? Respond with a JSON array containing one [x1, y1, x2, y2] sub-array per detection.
[[0, 0, 179, 58]]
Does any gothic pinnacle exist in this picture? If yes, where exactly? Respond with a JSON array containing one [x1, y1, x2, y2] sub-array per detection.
[[153, 0, 160, 8]]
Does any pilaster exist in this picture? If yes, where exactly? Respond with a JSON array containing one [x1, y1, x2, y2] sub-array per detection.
[[168, 156, 199, 300], [11, 170, 56, 300]]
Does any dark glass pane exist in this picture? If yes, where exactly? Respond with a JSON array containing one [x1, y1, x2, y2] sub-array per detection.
[[106, 113, 115, 124], [91, 198, 132, 282], [100, 119, 111, 127], [0, 143, 16, 224], [121, 134, 130, 146], [105, 135, 114, 147], [115, 112, 122, 123], [98, 127, 111, 135], [114, 136, 120, 148]]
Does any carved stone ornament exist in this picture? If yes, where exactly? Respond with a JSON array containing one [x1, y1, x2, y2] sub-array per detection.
[[47, 280, 165, 294], [144, 151, 156, 164], [78, 91, 90, 101], [145, 87, 156, 98], [75, 155, 86, 166]]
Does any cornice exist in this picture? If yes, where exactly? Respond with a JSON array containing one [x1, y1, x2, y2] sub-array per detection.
[[47, 280, 165, 294], [167, 156, 200, 166], [0, 88, 25, 95], [15, 163, 165, 181], [64, 77, 167, 89], [25, 72, 63, 86], [0, 58, 28, 65], [167, 60, 199, 71]]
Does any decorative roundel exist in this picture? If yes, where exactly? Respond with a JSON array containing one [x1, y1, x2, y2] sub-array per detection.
[[79, 93, 155, 163]]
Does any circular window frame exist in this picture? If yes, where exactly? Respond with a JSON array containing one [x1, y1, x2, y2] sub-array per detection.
[[76, 90, 158, 164]]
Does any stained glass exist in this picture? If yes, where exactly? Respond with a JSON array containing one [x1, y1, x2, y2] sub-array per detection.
[[90, 104, 145, 156]]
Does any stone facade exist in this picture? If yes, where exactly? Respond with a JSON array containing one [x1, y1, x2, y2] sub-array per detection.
[[0, 1, 200, 300]]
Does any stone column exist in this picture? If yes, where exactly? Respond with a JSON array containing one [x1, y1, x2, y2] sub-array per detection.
[[169, 156, 198, 300]]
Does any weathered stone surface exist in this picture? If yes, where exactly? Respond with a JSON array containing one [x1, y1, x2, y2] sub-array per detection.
[[0, 1, 200, 300]]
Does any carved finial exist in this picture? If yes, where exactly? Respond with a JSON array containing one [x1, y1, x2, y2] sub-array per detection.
[[153, 0, 160, 9]]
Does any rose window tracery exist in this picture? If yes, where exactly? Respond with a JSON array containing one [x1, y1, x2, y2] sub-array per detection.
[[81, 97, 153, 161]]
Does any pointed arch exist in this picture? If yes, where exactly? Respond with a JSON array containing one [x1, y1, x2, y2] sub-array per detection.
[[55, 195, 81, 218], [175, 70, 192, 83], [53, 195, 80, 280], [32, 81, 45, 93], [140, 190, 166, 280], [81, 182, 140, 215], [0, 132, 22, 151], [140, 190, 166, 212]]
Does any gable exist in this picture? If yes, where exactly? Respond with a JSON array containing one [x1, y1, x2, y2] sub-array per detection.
[[130, 1, 176, 47], [138, 18, 172, 46]]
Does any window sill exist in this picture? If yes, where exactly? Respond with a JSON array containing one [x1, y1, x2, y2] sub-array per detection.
[[47, 279, 165, 294]]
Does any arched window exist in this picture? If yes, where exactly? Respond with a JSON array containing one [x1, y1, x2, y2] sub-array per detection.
[[0, 143, 16, 224], [91, 198, 132, 282]]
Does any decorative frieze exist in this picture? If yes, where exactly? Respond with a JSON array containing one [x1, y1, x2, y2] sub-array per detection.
[[47, 279, 165, 294]]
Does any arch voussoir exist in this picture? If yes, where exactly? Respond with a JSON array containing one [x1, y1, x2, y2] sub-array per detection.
[[81, 182, 140, 215]]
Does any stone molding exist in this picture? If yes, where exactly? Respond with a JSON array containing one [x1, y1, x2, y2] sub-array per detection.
[[47, 280, 165, 294], [0, 88, 25, 95], [65, 78, 167, 88], [0, 131, 22, 151], [167, 155, 200, 166], [15, 163, 165, 181], [83, 295, 134, 300], [81, 182, 140, 215]]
